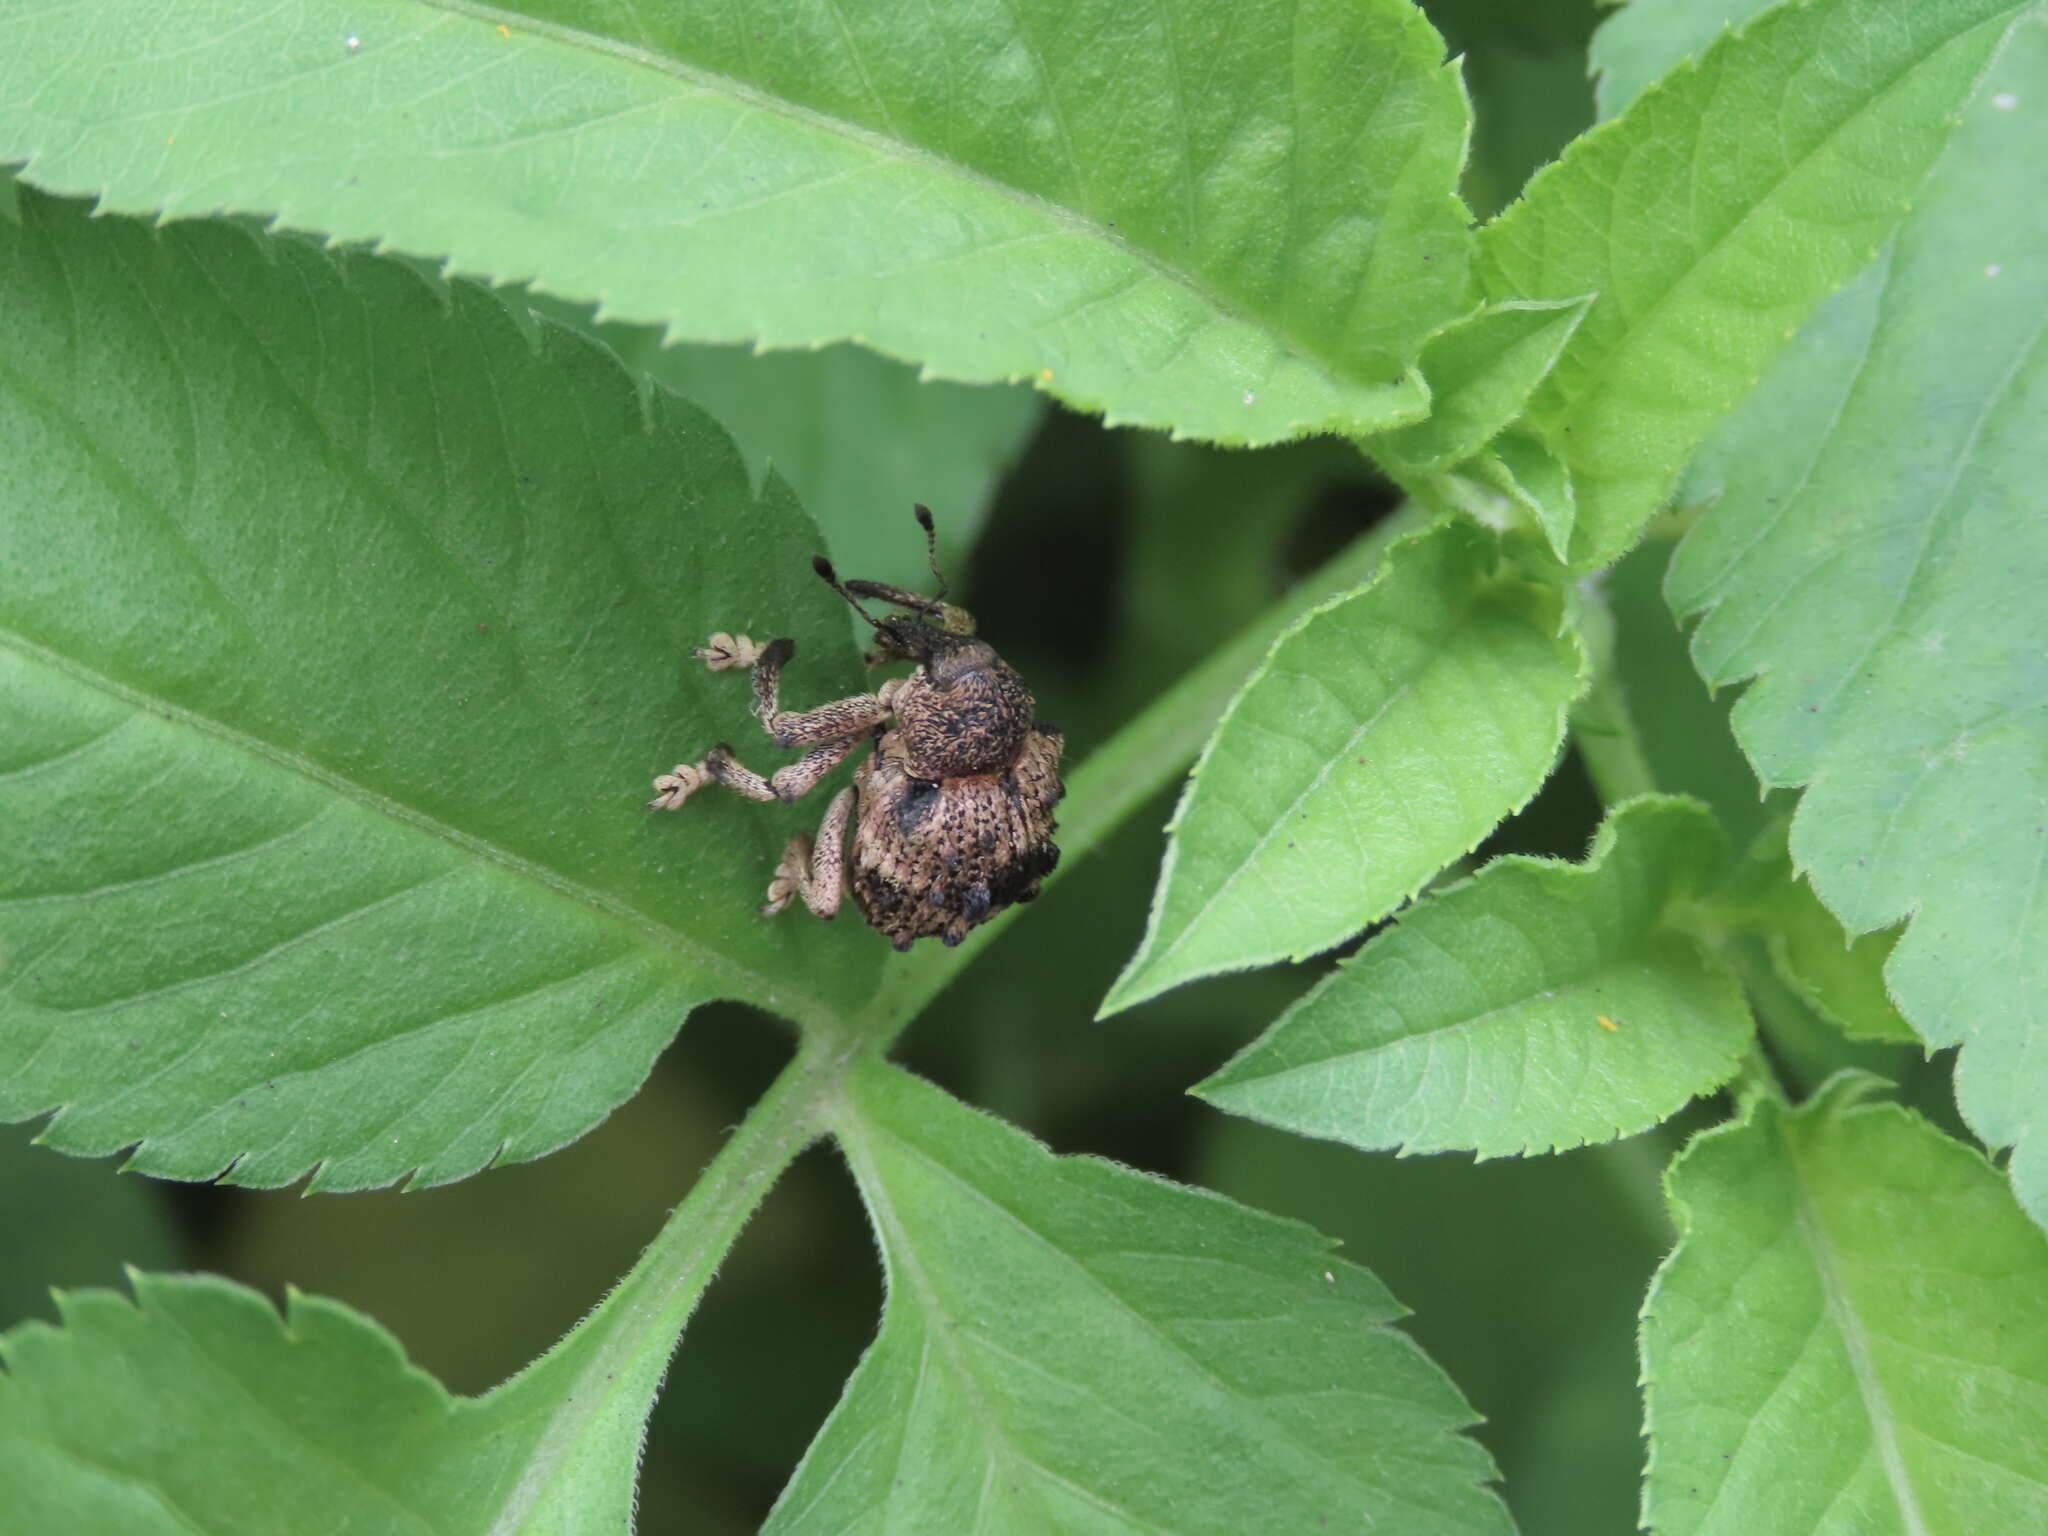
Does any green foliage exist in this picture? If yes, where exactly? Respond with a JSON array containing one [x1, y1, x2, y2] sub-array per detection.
[[0, 1272, 665, 1535], [0, 0, 2041, 1529], [1103, 520, 1586, 1014], [1590, 0, 1763, 122], [1717, 821, 1918, 1046], [0, 1038, 837, 1534], [774, 1061, 1509, 1534], [1480, 0, 2026, 568], [1668, 18, 2048, 1224], [1198, 797, 1753, 1156], [0, 193, 875, 1191], [1642, 1077, 2048, 1535], [1201, 1112, 1681, 1536], [539, 319, 1043, 597], [1371, 297, 1591, 475], [1475, 427, 1581, 560], [0, 0, 1473, 445], [2, 1273, 503, 1534]]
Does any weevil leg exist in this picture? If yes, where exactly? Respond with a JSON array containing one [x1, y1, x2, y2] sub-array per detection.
[[649, 761, 710, 811], [652, 735, 861, 810], [730, 636, 895, 749], [764, 785, 854, 918], [653, 632, 893, 809], [693, 632, 763, 671], [649, 634, 762, 803]]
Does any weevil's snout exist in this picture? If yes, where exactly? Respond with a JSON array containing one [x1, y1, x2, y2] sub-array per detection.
[[867, 616, 942, 666]]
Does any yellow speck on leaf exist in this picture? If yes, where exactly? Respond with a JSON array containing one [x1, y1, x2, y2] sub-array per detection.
[[497, 23, 511, 38], [1039, 368, 1054, 382], [1597, 1015, 1619, 1032]]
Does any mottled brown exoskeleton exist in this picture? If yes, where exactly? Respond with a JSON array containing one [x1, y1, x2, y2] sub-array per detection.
[[650, 507, 1063, 950]]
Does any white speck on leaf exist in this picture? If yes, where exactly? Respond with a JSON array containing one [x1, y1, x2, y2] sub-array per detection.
[[1987, 264, 2003, 277], [1993, 92, 2018, 110]]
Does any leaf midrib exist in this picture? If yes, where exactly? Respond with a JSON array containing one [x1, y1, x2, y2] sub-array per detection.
[[417, 0, 1408, 400], [833, 1117, 1178, 1536], [0, 627, 839, 1031], [846, 1096, 1403, 1515], [1787, 1121, 1931, 1535], [1216, 939, 1702, 1097]]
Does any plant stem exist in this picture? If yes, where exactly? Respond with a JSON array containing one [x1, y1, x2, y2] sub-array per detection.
[[853, 498, 1437, 1044], [476, 1030, 857, 1531], [1733, 1039, 1793, 1111], [1569, 575, 1662, 807]]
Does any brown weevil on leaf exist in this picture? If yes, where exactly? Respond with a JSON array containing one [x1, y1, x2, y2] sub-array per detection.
[[651, 506, 1064, 950]]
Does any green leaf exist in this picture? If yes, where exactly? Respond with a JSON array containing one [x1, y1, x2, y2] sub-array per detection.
[[1372, 297, 1591, 473], [1103, 519, 1586, 1015], [534, 316, 1042, 597], [771, 1059, 1511, 1535], [0, 190, 880, 1191], [1, 1274, 501, 1534], [1199, 1113, 1681, 1536], [1771, 902, 1914, 1046], [1590, 2, 1768, 122], [1642, 1076, 2048, 1535], [1479, 0, 2026, 569], [1666, 22, 2048, 1224], [1475, 427, 1579, 561], [1718, 822, 1918, 1046], [0, 1276, 657, 1536], [1198, 797, 1751, 1156], [0, 0, 1477, 447], [0, 1023, 838, 1533]]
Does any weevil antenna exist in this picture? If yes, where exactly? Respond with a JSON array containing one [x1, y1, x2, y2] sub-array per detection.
[[913, 504, 948, 602], [813, 555, 882, 628]]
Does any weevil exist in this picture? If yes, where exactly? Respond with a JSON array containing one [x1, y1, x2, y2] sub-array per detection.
[[650, 506, 1064, 950]]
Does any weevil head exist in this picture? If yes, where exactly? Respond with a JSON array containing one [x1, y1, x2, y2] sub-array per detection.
[[811, 507, 993, 684], [863, 613, 998, 686]]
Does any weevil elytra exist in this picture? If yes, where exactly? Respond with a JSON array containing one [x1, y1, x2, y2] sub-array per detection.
[[650, 506, 1064, 950]]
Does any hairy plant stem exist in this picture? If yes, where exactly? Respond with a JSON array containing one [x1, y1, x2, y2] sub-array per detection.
[[854, 497, 1437, 1044], [476, 1030, 856, 1531], [1568, 575, 1662, 807]]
